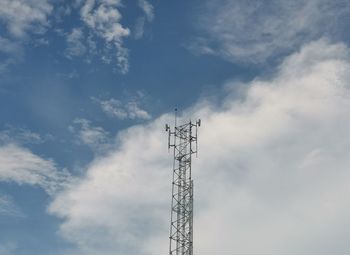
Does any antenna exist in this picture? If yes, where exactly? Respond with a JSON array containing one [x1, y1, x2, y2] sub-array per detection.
[[166, 110, 201, 255], [174, 108, 178, 127]]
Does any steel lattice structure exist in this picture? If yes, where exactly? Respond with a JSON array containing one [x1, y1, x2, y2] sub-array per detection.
[[166, 114, 200, 255]]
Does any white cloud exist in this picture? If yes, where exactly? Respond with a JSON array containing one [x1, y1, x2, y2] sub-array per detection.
[[95, 95, 151, 120], [81, 0, 129, 42], [0, 144, 71, 196], [79, 0, 130, 73], [65, 28, 87, 59], [49, 40, 350, 255], [50, 118, 169, 254], [0, 0, 53, 38], [192, 0, 350, 63], [69, 118, 110, 151]]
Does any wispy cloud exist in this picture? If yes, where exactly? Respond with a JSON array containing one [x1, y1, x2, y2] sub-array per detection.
[[0, 144, 71, 196], [0, 125, 52, 145], [139, 0, 154, 22], [134, 0, 154, 39], [100, 99, 151, 120], [0, 0, 156, 74], [0, 0, 52, 73], [93, 93, 151, 120], [0, 36, 23, 74], [78, 0, 130, 73], [0, 37, 21, 55], [50, 40, 350, 255], [64, 28, 87, 59], [0, 195, 24, 217], [0, 0, 52, 38], [69, 118, 110, 151], [191, 0, 350, 63]]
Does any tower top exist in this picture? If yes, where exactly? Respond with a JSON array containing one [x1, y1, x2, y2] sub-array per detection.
[[166, 112, 200, 255]]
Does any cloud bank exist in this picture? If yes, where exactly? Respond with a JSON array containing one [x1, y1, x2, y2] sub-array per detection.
[[49, 39, 350, 255]]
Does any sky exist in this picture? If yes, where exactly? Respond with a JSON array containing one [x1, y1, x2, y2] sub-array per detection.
[[1, 0, 350, 254]]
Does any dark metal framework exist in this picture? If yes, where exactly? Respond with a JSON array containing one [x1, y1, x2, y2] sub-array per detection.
[[166, 115, 200, 255]]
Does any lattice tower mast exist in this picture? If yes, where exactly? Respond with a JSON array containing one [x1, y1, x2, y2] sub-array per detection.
[[166, 111, 201, 255]]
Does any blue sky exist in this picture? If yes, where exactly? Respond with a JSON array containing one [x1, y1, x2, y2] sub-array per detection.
[[1, 1, 350, 255]]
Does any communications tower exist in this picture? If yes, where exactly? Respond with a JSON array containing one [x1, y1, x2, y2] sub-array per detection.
[[166, 110, 201, 255]]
